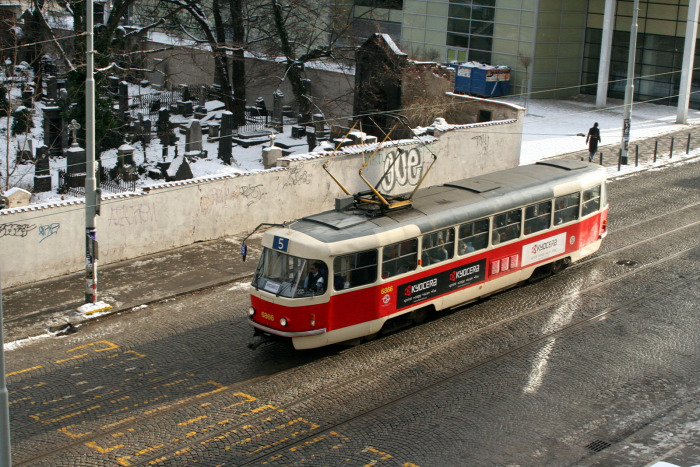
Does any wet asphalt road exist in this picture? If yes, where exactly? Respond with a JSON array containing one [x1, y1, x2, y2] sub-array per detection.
[[3, 158, 700, 466]]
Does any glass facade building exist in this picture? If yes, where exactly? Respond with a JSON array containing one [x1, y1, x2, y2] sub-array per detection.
[[584, 0, 700, 108], [351, 0, 700, 108]]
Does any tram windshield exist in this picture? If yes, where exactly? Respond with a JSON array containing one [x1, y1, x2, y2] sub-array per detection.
[[252, 248, 328, 298]]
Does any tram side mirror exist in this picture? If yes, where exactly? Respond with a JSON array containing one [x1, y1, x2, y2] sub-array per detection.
[[241, 243, 248, 262]]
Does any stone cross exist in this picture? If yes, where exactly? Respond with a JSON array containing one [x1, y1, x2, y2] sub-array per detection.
[[68, 119, 80, 146]]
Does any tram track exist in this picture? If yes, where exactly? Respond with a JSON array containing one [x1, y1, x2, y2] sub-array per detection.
[[11, 212, 700, 465], [129, 242, 699, 466], [19, 235, 694, 466], [235, 259, 700, 466]]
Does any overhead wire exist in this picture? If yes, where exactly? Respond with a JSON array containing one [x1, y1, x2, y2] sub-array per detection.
[[2, 40, 700, 224]]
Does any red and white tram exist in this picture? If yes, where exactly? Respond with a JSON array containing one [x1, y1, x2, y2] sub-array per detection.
[[246, 159, 608, 349]]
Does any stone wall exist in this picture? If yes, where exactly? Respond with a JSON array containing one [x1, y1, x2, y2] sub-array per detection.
[[0, 103, 523, 288]]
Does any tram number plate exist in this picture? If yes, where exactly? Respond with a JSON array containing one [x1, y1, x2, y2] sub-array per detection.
[[273, 236, 289, 252]]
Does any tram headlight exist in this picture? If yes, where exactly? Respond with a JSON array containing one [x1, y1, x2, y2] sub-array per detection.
[[248, 306, 255, 317], [280, 317, 288, 327]]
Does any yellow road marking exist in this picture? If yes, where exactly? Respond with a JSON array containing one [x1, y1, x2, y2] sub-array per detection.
[[58, 425, 92, 439], [6, 365, 43, 377], [85, 440, 125, 453], [178, 415, 208, 426], [55, 353, 88, 364]]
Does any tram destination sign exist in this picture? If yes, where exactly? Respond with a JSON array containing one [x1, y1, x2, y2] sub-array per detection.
[[397, 259, 486, 309]]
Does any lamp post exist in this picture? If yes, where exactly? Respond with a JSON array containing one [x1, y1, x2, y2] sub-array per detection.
[[620, 0, 640, 165], [85, 0, 98, 304], [1, 268, 12, 466]]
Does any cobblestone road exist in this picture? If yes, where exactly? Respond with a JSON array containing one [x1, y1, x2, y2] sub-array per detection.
[[4, 159, 700, 466]]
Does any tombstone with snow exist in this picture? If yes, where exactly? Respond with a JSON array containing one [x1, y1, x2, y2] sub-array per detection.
[[208, 123, 220, 140], [119, 81, 129, 114], [34, 145, 52, 192], [181, 85, 191, 102], [16, 138, 33, 164], [134, 113, 151, 145], [272, 90, 284, 132], [262, 134, 284, 169], [65, 120, 86, 188], [255, 97, 267, 117], [42, 106, 61, 155], [219, 111, 233, 165], [46, 76, 58, 100], [185, 119, 203, 158], [117, 142, 135, 166], [177, 100, 193, 117], [165, 154, 194, 182], [2, 188, 32, 209]]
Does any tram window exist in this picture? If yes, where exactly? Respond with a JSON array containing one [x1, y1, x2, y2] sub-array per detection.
[[421, 228, 455, 266], [492, 209, 521, 245], [333, 249, 378, 290], [382, 238, 418, 279], [554, 193, 580, 225], [524, 201, 552, 235], [581, 185, 601, 216], [458, 218, 488, 255]]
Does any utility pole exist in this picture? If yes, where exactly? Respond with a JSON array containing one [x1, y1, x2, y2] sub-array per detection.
[[620, 0, 640, 165], [1, 269, 12, 466], [85, 0, 98, 304]]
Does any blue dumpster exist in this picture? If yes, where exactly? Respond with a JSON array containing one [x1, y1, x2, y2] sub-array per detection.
[[450, 62, 510, 97]]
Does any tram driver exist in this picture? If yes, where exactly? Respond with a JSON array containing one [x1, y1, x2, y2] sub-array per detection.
[[304, 261, 326, 293]]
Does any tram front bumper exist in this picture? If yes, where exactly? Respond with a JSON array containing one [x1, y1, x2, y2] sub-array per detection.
[[248, 318, 326, 338]]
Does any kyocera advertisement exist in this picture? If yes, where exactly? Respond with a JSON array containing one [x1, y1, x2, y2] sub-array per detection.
[[521, 233, 567, 266], [397, 259, 486, 309]]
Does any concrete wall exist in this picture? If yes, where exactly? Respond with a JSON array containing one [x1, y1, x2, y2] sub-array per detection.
[[0, 101, 523, 288]]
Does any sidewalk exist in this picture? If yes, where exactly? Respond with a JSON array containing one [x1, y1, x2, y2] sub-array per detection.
[[3, 121, 700, 347], [2, 234, 262, 345]]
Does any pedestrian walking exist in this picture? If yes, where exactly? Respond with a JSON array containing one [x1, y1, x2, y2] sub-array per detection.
[[586, 122, 601, 163]]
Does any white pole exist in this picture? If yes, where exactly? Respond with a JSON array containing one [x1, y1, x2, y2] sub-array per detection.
[[85, 0, 98, 303], [677, 0, 700, 124], [596, 0, 616, 109], [620, 0, 639, 165], [0, 267, 11, 467]]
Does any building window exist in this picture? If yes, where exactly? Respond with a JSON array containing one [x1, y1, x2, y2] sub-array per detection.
[[446, 0, 494, 64], [354, 0, 403, 10]]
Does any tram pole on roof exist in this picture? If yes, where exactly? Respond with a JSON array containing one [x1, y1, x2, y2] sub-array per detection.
[[620, 0, 639, 166]]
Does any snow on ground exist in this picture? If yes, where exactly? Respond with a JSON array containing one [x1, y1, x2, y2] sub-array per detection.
[[507, 94, 700, 164]]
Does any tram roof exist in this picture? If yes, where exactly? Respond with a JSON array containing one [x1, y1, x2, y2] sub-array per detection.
[[292, 159, 602, 244]]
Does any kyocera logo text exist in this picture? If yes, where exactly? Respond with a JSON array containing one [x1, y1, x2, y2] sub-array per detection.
[[450, 264, 480, 281], [405, 278, 437, 296], [532, 238, 558, 255]]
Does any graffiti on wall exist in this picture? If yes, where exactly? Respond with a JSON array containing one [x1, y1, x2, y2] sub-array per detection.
[[39, 223, 60, 243], [0, 222, 37, 238], [377, 147, 425, 192], [284, 164, 311, 187], [240, 184, 265, 207], [471, 135, 490, 159], [108, 202, 157, 227]]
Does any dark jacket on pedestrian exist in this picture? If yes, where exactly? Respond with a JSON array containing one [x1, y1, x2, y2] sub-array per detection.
[[586, 123, 601, 152]]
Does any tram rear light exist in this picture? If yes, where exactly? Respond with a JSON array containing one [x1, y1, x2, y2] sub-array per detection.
[[602, 219, 607, 231], [248, 306, 255, 317], [280, 317, 288, 327], [310, 313, 316, 327]]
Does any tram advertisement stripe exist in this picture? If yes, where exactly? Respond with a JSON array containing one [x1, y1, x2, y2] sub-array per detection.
[[397, 259, 486, 309]]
